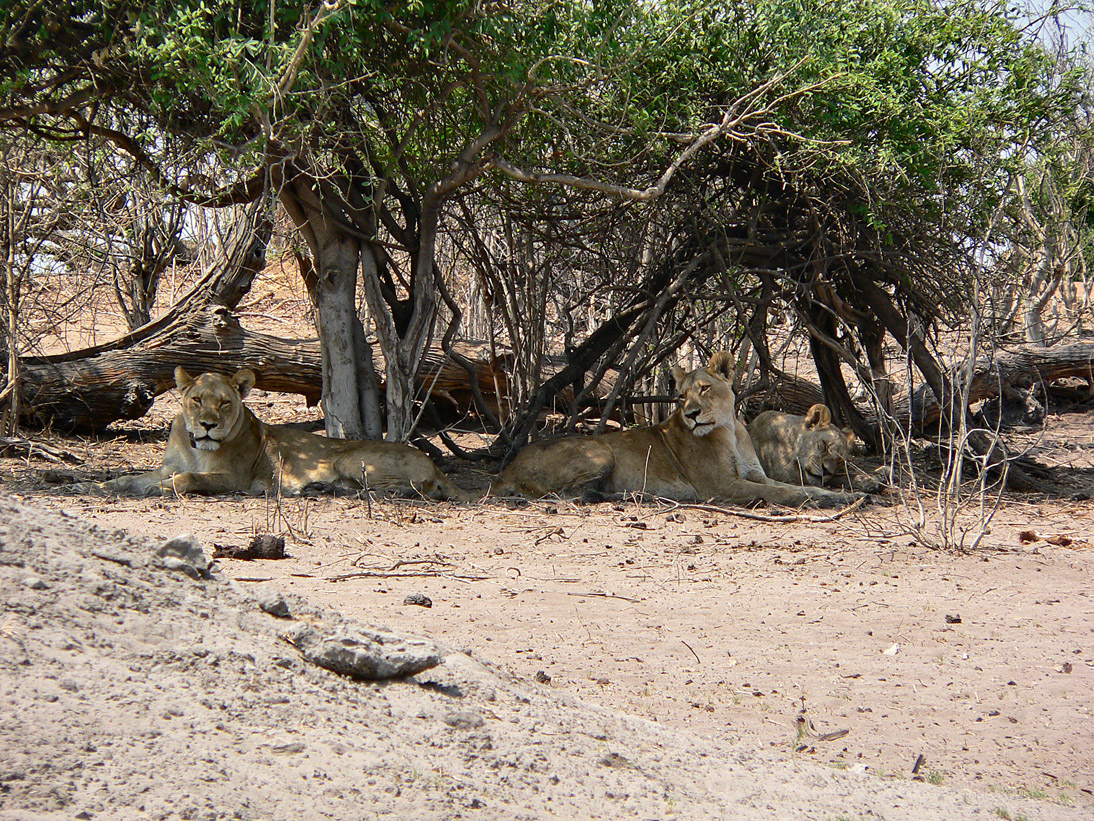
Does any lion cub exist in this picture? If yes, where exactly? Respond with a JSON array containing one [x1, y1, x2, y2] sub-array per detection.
[[491, 353, 861, 507], [91, 367, 470, 500]]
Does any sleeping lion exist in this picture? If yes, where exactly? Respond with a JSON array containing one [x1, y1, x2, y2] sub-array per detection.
[[748, 404, 855, 486], [750, 404, 882, 492]]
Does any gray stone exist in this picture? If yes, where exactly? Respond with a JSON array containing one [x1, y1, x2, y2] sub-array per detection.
[[256, 589, 292, 619], [286, 622, 443, 680], [22, 576, 49, 590], [156, 534, 209, 579], [90, 547, 138, 567]]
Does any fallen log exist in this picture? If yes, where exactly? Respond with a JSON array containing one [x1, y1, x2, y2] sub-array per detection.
[[417, 340, 512, 422], [19, 317, 520, 433], [20, 306, 324, 431], [899, 340, 1094, 428], [739, 374, 827, 420], [734, 341, 1093, 436]]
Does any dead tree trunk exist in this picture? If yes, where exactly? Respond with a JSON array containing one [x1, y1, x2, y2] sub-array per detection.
[[900, 340, 1094, 427], [738, 341, 1094, 432], [19, 314, 525, 433], [21, 307, 324, 431]]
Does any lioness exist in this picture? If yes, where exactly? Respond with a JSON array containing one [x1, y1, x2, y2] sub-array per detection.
[[91, 367, 470, 500], [491, 353, 860, 507], [748, 404, 855, 486]]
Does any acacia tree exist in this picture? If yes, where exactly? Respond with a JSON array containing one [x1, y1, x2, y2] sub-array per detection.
[[437, 0, 1088, 458], [0, 0, 671, 439]]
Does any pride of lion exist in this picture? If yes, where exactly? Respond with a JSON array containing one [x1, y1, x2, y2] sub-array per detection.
[[90, 354, 867, 508], [490, 352, 861, 507]]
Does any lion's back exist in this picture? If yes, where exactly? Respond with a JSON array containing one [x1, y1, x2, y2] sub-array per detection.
[[264, 425, 453, 494], [748, 411, 800, 483]]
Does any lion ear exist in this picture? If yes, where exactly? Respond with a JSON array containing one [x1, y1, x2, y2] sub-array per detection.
[[231, 368, 256, 398], [804, 404, 832, 429], [670, 365, 688, 391], [174, 367, 195, 392], [707, 351, 735, 382]]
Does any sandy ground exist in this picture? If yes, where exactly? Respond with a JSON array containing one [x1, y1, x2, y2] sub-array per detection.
[[1, 493, 1092, 821], [1, 388, 1093, 819]]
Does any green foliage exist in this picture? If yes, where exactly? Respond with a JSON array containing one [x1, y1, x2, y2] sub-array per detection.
[[633, 0, 1079, 221], [0, 0, 1088, 311], [2, 0, 1081, 195]]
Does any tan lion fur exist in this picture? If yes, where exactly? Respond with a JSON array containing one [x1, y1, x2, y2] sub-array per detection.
[[491, 353, 860, 507], [93, 368, 469, 500], [748, 404, 856, 487]]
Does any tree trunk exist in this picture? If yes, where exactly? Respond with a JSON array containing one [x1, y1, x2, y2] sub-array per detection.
[[805, 298, 878, 449], [314, 235, 369, 440], [860, 316, 893, 451], [352, 318, 384, 440], [280, 172, 383, 440], [849, 270, 957, 427], [361, 195, 444, 443]]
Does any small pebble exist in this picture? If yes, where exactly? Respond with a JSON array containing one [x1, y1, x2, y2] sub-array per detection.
[[443, 710, 484, 729]]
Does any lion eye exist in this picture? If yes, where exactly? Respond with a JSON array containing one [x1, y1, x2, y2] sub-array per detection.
[[699, 384, 710, 394], [191, 398, 200, 406]]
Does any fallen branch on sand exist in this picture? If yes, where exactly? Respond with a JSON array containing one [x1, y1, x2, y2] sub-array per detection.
[[643, 494, 868, 523]]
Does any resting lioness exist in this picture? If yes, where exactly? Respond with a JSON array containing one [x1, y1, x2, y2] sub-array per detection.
[[749, 404, 855, 486], [491, 352, 860, 507], [750, 404, 882, 492], [90, 367, 470, 500]]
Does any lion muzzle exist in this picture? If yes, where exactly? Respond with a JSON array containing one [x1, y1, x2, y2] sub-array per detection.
[[189, 432, 221, 451]]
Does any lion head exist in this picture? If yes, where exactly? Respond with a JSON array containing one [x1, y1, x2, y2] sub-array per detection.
[[670, 351, 738, 438], [790, 404, 855, 486], [174, 367, 255, 451]]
